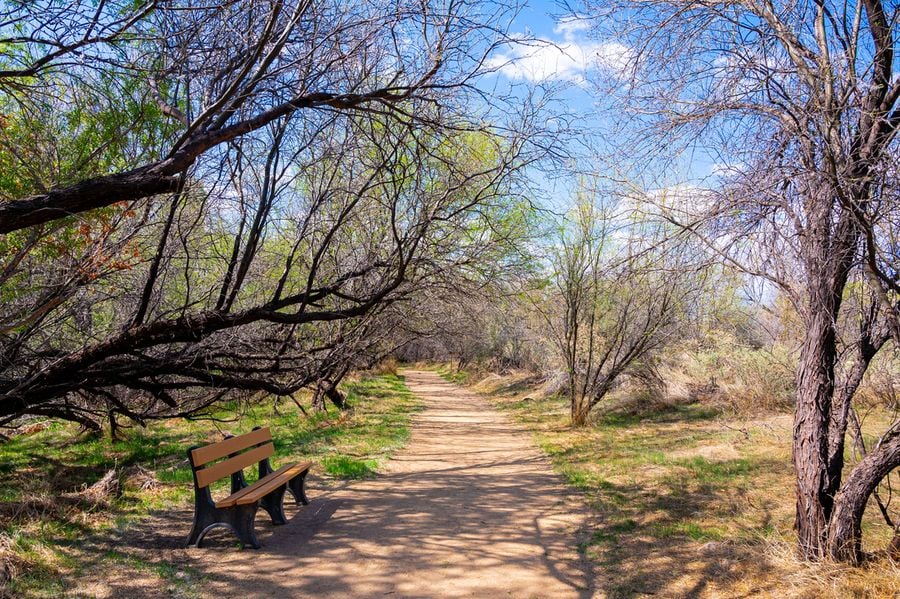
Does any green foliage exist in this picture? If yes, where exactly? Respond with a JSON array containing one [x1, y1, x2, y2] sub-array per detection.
[[0, 73, 170, 200]]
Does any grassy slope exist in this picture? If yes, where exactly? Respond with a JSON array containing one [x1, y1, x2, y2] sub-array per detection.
[[438, 366, 899, 599], [0, 374, 420, 598]]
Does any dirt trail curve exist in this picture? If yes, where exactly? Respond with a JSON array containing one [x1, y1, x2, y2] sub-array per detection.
[[186, 370, 594, 598]]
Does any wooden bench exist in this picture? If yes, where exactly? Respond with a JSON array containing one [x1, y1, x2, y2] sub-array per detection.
[[185, 426, 310, 549]]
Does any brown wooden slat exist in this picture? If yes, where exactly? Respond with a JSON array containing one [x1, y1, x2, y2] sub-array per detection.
[[216, 462, 310, 508], [190, 427, 271, 466], [194, 442, 274, 488]]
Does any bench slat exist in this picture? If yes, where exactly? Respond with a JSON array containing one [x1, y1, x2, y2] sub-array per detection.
[[191, 427, 272, 467], [216, 462, 310, 508], [195, 442, 275, 488]]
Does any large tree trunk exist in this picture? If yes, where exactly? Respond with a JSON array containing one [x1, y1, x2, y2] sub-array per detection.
[[793, 308, 837, 559], [792, 202, 858, 560], [827, 431, 900, 564]]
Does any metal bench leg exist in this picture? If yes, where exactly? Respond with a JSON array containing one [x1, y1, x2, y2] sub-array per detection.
[[231, 503, 262, 549], [187, 506, 261, 549], [186, 484, 219, 547], [287, 469, 310, 505], [260, 485, 288, 525], [185, 485, 262, 549], [186, 506, 216, 547]]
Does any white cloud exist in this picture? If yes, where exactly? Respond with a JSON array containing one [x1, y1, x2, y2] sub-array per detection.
[[709, 162, 746, 178], [487, 37, 633, 84], [613, 184, 716, 224], [553, 16, 591, 37], [487, 15, 631, 84]]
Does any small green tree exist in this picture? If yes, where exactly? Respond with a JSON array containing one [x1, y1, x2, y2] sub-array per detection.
[[543, 196, 698, 426]]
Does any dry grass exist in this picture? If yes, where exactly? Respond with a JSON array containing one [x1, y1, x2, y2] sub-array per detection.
[[461, 368, 899, 599], [369, 356, 400, 376]]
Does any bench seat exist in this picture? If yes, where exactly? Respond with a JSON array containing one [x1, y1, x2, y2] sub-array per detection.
[[217, 461, 311, 508]]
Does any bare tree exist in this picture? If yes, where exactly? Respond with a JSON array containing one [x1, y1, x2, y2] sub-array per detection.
[[0, 1, 541, 430], [579, 0, 900, 562], [540, 195, 700, 426]]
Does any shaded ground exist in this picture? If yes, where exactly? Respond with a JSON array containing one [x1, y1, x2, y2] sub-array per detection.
[[1, 374, 420, 597], [98, 370, 593, 598]]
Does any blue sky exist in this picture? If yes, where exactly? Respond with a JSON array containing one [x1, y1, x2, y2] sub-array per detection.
[[488, 2, 607, 112], [482, 1, 723, 198]]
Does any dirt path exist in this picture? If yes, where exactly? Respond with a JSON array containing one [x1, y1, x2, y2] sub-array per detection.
[[171, 370, 594, 597]]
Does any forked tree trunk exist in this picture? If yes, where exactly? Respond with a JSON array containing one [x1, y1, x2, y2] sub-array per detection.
[[320, 379, 347, 410], [571, 401, 590, 427], [570, 380, 613, 427], [312, 378, 347, 412], [827, 432, 900, 563], [569, 374, 591, 427]]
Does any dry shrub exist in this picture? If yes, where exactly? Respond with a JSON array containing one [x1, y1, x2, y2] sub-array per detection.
[[856, 352, 900, 410], [123, 465, 160, 492], [761, 535, 900, 598], [0, 534, 26, 584], [74, 468, 120, 505], [12, 421, 50, 437], [370, 357, 399, 376], [669, 335, 795, 413], [540, 370, 570, 398]]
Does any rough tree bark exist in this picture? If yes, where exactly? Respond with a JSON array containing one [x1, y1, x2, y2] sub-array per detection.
[[312, 379, 347, 412], [792, 201, 859, 559], [827, 430, 900, 563]]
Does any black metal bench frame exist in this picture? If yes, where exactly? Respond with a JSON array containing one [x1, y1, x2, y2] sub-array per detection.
[[185, 426, 310, 549]]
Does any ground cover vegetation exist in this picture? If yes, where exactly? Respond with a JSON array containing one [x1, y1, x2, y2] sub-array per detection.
[[0, 373, 418, 597]]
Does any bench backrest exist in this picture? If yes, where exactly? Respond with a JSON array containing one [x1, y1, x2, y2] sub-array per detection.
[[189, 427, 274, 488]]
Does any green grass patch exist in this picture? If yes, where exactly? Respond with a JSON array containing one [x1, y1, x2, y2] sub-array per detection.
[[321, 456, 378, 479], [651, 521, 726, 542], [597, 403, 721, 428], [435, 364, 468, 384], [0, 373, 420, 597]]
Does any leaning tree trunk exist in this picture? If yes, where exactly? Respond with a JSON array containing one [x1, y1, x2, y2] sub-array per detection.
[[312, 378, 347, 412], [826, 431, 900, 564]]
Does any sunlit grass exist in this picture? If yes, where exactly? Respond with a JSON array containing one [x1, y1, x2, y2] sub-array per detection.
[[463, 368, 899, 598], [0, 373, 420, 597]]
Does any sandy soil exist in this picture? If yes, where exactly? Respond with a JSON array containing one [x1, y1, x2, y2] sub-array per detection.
[[133, 370, 595, 598]]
